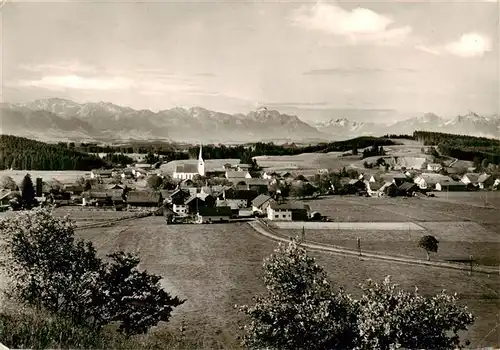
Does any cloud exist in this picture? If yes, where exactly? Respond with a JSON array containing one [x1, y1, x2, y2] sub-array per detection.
[[416, 32, 492, 58], [445, 33, 492, 57], [19, 75, 133, 90], [290, 2, 412, 45], [303, 67, 417, 75]]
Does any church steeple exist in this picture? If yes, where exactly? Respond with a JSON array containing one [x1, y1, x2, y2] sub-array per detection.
[[198, 143, 205, 176]]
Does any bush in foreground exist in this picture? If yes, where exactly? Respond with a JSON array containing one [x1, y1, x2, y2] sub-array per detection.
[[0, 208, 184, 337], [238, 239, 474, 350]]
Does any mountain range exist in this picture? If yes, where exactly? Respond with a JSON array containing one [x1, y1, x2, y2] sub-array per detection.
[[0, 98, 499, 143]]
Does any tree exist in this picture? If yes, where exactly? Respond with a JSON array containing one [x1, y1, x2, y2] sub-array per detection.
[[146, 174, 163, 190], [0, 208, 184, 336], [481, 158, 490, 171], [356, 277, 474, 350], [83, 180, 92, 191], [0, 176, 18, 190], [238, 239, 357, 350], [418, 235, 439, 261], [239, 240, 474, 350], [20, 173, 36, 209], [352, 146, 358, 156]]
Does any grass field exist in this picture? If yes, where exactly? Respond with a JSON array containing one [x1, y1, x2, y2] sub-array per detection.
[[75, 217, 500, 348], [53, 207, 144, 227], [278, 196, 500, 266], [0, 170, 89, 184]]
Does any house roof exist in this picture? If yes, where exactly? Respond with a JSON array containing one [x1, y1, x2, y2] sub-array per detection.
[[236, 178, 269, 186], [478, 174, 491, 183], [64, 184, 84, 192], [198, 206, 232, 217], [270, 201, 310, 211], [237, 164, 251, 168], [0, 189, 12, 201], [439, 180, 466, 187], [428, 163, 442, 167], [135, 163, 152, 168], [185, 193, 213, 204], [126, 191, 161, 204], [226, 171, 249, 178], [463, 173, 480, 183], [216, 200, 240, 210], [106, 184, 123, 190], [251, 194, 273, 208], [379, 182, 396, 192], [347, 179, 361, 185], [398, 182, 417, 191], [83, 190, 121, 199], [175, 164, 198, 174], [225, 189, 258, 201]]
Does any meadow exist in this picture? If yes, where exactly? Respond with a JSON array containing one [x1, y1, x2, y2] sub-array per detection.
[[75, 216, 500, 348], [0, 170, 88, 184]]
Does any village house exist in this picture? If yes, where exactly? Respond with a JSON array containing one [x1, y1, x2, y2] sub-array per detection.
[[477, 174, 495, 189], [435, 180, 467, 192], [427, 163, 443, 172], [365, 181, 383, 197], [232, 178, 269, 194], [397, 182, 419, 196], [82, 190, 119, 206], [121, 168, 134, 179], [126, 191, 162, 210], [262, 171, 279, 180], [222, 188, 258, 207], [280, 171, 293, 179], [195, 206, 232, 224], [225, 171, 252, 180], [460, 173, 480, 187], [379, 181, 397, 196], [359, 174, 376, 183], [345, 179, 366, 193], [185, 192, 215, 214], [90, 169, 113, 179], [414, 173, 453, 190], [251, 194, 274, 214], [267, 201, 310, 221]]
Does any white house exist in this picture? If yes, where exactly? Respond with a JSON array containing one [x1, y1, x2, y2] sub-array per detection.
[[427, 163, 442, 172], [195, 206, 232, 224], [267, 203, 292, 221], [251, 194, 274, 213]]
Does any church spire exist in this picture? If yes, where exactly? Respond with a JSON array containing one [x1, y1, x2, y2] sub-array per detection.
[[198, 142, 205, 176]]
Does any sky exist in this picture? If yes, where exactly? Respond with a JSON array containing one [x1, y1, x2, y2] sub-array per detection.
[[1, 0, 499, 122]]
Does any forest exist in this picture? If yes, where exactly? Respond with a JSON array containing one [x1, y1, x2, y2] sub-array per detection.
[[0, 135, 109, 170], [413, 131, 500, 164]]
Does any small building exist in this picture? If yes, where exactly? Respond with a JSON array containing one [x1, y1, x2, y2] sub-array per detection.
[[195, 206, 232, 223], [460, 173, 480, 186], [427, 163, 443, 172], [63, 184, 84, 195], [414, 174, 454, 190], [225, 171, 252, 179], [267, 201, 310, 221], [222, 189, 259, 207], [121, 168, 134, 179], [359, 174, 376, 183], [82, 191, 116, 206], [435, 180, 467, 192], [185, 193, 215, 214], [251, 194, 274, 214], [90, 169, 113, 179], [379, 182, 397, 196], [345, 179, 366, 193], [397, 182, 418, 196], [126, 191, 162, 209], [262, 171, 279, 179], [365, 181, 383, 197], [478, 174, 495, 189]]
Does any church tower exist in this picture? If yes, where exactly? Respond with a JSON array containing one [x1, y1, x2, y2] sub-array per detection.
[[198, 143, 205, 176]]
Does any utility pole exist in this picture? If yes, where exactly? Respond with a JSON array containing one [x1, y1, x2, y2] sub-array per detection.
[[302, 226, 305, 242], [357, 237, 361, 256]]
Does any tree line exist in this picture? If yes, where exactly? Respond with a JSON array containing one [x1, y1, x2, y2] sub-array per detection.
[[0, 135, 108, 170], [413, 131, 500, 165]]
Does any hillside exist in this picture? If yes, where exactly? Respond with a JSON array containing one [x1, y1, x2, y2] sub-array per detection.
[[0, 135, 108, 170]]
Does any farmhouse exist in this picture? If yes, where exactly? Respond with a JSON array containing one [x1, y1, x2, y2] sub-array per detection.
[[460, 173, 480, 186], [226, 171, 252, 179], [427, 163, 443, 172], [82, 191, 116, 206], [126, 191, 162, 209], [195, 206, 232, 223], [185, 193, 215, 213], [379, 181, 397, 196], [435, 180, 467, 192], [90, 169, 113, 179], [477, 174, 495, 189], [251, 194, 274, 214], [365, 181, 383, 197], [359, 174, 376, 183], [232, 178, 269, 194], [267, 201, 310, 221], [414, 174, 453, 190], [397, 182, 418, 196], [64, 184, 84, 195]]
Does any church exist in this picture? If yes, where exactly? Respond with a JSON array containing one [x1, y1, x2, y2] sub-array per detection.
[[172, 144, 205, 180]]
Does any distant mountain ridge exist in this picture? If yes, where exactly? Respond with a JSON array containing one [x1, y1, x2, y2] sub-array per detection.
[[1, 98, 499, 142]]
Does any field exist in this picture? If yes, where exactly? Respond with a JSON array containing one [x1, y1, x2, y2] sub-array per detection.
[[0, 170, 88, 184], [275, 196, 500, 266], [53, 207, 146, 227], [75, 216, 500, 348]]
